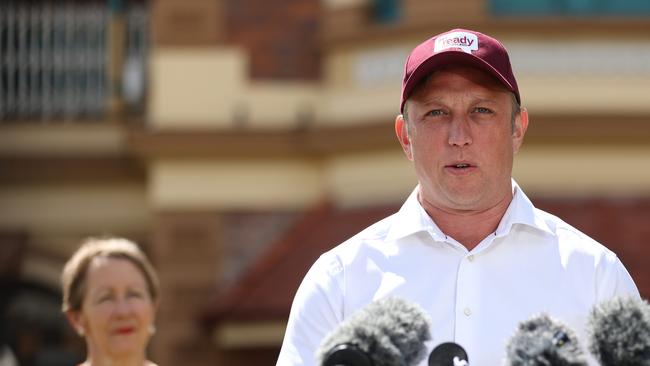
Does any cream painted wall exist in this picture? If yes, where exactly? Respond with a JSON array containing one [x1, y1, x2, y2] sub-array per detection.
[[514, 146, 650, 197], [519, 76, 650, 114], [241, 82, 320, 128], [319, 85, 400, 125], [149, 152, 414, 211], [149, 49, 320, 129], [149, 48, 247, 128], [149, 159, 326, 210], [326, 150, 416, 207], [323, 42, 409, 89], [0, 184, 150, 232]]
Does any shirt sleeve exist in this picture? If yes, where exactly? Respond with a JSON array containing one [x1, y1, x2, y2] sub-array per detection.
[[276, 252, 345, 366], [595, 251, 640, 302]]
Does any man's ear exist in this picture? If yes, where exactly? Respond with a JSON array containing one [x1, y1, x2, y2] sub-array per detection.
[[512, 107, 529, 154], [395, 114, 413, 161], [66, 310, 85, 336]]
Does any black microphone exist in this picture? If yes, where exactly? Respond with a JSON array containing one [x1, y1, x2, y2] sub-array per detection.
[[504, 313, 588, 366], [428, 342, 469, 366], [586, 296, 650, 366], [317, 296, 431, 366]]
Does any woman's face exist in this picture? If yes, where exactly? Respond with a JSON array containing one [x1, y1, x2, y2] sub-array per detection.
[[69, 257, 156, 360]]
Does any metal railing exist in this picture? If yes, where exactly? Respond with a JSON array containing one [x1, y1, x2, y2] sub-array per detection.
[[0, 1, 148, 123]]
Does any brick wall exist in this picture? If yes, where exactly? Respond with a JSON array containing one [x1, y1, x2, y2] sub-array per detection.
[[226, 0, 321, 80], [150, 212, 223, 365], [149, 210, 300, 365]]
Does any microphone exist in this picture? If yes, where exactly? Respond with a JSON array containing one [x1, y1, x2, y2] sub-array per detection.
[[428, 342, 469, 366], [504, 313, 588, 366], [316, 296, 431, 366], [586, 296, 650, 366]]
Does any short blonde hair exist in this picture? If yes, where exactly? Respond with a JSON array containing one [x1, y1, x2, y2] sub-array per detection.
[[61, 237, 159, 312]]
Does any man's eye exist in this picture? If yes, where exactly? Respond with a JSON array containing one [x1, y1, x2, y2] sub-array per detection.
[[426, 109, 445, 117], [474, 107, 492, 113]]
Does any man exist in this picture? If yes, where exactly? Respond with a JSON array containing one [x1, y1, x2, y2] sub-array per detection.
[[276, 28, 639, 365]]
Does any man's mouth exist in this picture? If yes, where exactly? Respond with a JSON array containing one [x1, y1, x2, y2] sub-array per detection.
[[447, 162, 473, 169], [445, 162, 476, 174]]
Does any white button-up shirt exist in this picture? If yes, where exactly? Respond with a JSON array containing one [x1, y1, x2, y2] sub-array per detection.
[[277, 183, 639, 366]]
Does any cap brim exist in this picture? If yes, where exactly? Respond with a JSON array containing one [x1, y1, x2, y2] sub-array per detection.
[[401, 51, 518, 113]]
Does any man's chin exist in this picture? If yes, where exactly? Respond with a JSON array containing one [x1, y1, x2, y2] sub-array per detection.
[[443, 185, 485, 205]]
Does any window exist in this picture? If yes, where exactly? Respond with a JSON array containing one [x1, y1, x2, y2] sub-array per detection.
[[490, 0, 650, 16], [0, 2, 148, 123], [372, 0, 401, 23]]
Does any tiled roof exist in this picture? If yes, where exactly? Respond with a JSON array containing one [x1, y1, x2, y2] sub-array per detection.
[[203, 201, 399, 325]]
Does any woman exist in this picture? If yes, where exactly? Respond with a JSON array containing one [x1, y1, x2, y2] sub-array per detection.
[[61, 237, 159, 366]]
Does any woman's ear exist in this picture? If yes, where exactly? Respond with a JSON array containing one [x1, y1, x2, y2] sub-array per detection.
[[66, 310, 85, 336], [395, 114, 413, 161], [152, 299, 160, 321]]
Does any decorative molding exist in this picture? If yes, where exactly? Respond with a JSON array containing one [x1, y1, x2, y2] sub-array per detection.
[[129, 113, 649, 159], [322, 4, 650, 48], [213, 321, 287, 348], [151, 0, 226, 46], [128, 123, 396, 159], [0, 156, 144, 185]]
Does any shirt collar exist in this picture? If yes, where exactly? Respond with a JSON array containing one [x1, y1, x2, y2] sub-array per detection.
[[496, 179, 554, 237], [385, 186, 447, 242], [385, 180, 554, 243]]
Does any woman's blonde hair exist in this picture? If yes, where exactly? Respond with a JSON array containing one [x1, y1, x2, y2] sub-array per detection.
[[61, 237, 159, 312]]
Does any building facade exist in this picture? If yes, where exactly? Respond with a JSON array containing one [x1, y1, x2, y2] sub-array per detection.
[[1, 0, 649, 365]]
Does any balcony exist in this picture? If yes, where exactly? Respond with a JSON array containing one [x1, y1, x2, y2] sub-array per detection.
[[0, 1, 148, 124]]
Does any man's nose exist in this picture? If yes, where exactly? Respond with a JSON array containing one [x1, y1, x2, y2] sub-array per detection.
[[448, 116, 472, 147]]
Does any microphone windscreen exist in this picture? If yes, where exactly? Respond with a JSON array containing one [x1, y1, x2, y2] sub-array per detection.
[[321, 344, 373, 366], [587, 296, 650, 366], [428, 342, 468, 366], [316, 296, 431, 366], [504, 313, 588, 366]]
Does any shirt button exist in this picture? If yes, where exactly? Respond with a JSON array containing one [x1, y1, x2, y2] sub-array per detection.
[[467, 255, 475, 262], [464, 308, 472, 316]]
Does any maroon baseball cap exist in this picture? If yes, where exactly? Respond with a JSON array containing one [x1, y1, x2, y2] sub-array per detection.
[[400, 28, 520, 113]]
